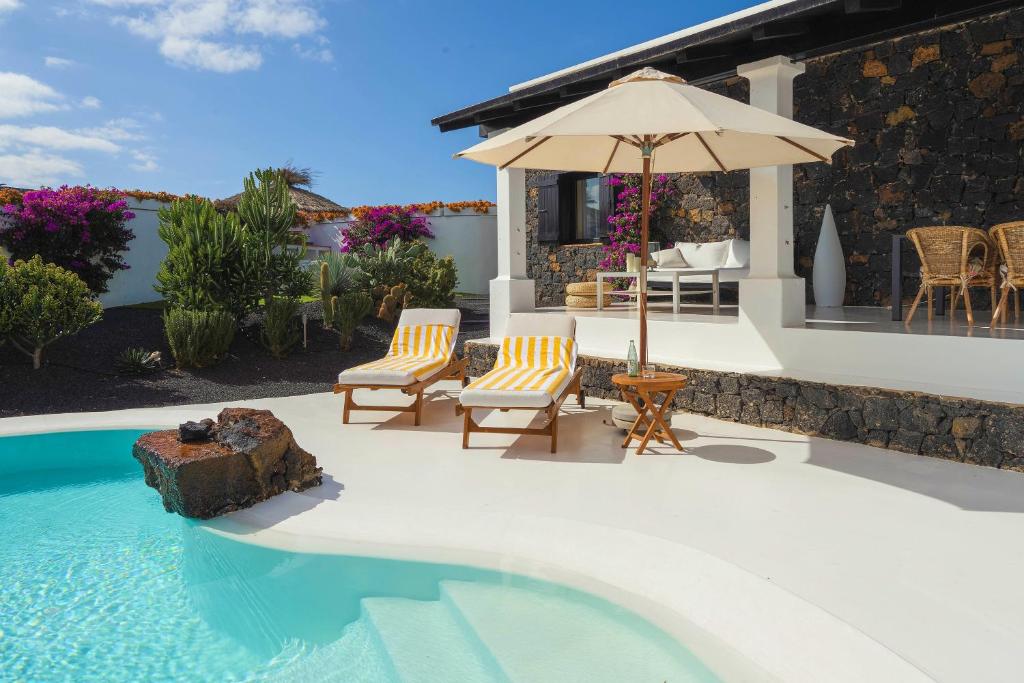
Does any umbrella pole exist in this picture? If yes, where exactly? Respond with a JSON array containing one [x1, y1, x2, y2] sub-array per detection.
[[639, 137, 652, 368]]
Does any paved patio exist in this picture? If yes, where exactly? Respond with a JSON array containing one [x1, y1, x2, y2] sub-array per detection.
[[6, 387, 1024, 682]]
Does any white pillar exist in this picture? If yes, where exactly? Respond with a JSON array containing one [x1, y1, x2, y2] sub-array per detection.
[[736, 55, 806, 329], [489, 166, 535, 337]]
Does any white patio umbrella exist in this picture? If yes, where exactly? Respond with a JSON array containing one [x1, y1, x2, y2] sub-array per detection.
[[456, 67, 853, 366]]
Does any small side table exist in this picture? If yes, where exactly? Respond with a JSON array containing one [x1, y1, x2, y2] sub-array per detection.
[[611, 372, 687, 455]]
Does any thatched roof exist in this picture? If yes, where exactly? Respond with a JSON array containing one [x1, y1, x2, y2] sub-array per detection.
[[217, 185, 347, 213], [217, 166, 347, 214]]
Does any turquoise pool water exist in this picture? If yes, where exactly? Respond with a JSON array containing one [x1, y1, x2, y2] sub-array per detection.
[[0, 429, 721, 682]]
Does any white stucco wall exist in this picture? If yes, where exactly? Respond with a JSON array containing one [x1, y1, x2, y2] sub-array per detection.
[[99, 198, 168, 308], [16, 200, 495, 308], [305, 207, 498, 295]]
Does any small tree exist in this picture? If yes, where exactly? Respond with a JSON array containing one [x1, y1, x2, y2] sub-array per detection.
[[0, 186, 136, 294], [3, 255, 102, 369]]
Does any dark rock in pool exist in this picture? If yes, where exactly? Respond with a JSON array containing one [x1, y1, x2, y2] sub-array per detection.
[[133, 408, 323, 519], [178, 418, 214, 442]]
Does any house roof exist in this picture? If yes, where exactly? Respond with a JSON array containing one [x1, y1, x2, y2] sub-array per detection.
[[432, 0, 1016, 134], [218, 186, 347, 213]]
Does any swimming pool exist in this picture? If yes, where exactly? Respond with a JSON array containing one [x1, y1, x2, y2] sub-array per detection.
[[0, 429, 721, 682]]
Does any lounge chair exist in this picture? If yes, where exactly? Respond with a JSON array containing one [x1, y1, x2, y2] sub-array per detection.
[[457, 313, 584, 453], [334, 308, 467, 426]]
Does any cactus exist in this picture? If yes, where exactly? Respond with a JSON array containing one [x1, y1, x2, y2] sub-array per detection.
[[375, 283, 408, 323], [320, 261, 333, 328], [327, 291, 372, 351]]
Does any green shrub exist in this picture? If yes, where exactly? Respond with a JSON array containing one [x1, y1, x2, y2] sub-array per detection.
[[163, 308, 236, 368], [356, 237, 458, 309], [155, 169, 314, 325], [319, 252, 361, 328], [116, 347, 162, 375], [409, 250, 458, 307], [261, 296, 301, 359], [0, 260, 14, 345], [155, 197, 256, 318], [1, 255, 102, 369], [327, 291, 372, 351]]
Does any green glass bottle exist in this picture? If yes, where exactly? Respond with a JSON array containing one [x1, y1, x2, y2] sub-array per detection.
[[627, 340, 639, 377]]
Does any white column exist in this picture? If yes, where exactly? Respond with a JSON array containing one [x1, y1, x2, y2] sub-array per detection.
[[736, 55, 806, 329], [489, 166, 535, 337]]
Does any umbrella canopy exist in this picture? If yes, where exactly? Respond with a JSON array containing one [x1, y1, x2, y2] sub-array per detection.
[[457, 68, 852, 174], [456, 67, 853, 366]]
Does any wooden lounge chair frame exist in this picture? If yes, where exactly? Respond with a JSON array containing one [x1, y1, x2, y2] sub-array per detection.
[[456, 368, 585, 453], [334, 355, 469, 426]]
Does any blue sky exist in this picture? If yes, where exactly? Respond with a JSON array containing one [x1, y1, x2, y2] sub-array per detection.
[[0, 0, 760, 204]]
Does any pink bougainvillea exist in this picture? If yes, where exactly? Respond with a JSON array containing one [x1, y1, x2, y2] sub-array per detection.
[[1, 186, 135, 293], [599, 173, 675, 271], [338, 205, 434, 252]]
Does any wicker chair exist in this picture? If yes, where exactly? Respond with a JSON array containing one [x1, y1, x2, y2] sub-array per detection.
[[905, 226, 998, 325], [990, 221, 1024, 324]]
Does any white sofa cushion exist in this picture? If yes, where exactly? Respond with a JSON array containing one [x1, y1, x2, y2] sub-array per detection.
[[651, 247, 688, 268], [676, 240, 730, 269], [724, 238, 750, 269]]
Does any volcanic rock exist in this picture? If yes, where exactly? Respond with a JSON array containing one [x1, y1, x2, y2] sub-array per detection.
[[133, 408, 322, 519]]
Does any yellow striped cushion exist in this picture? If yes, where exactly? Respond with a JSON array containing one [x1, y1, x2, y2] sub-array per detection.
[[348, 324, 455, 381], [466, 336, 576, 397]]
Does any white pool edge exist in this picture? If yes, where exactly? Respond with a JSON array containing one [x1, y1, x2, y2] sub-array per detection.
[[0, 400, 936, 683]]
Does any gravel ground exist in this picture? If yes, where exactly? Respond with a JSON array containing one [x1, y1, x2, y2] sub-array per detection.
[[0, 296, 489, 418]]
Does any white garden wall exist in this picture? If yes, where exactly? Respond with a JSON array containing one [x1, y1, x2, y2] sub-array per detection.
[[67, 201, 496, 308], [100, 198, 168, 308], [305, 207, 498, 295]]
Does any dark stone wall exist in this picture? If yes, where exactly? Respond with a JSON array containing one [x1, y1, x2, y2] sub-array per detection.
[[466, 341, 1024, 471], [525, 8, 1024, 308]]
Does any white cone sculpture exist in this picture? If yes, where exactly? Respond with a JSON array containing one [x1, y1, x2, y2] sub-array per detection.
[[812, 204, 846, 307]]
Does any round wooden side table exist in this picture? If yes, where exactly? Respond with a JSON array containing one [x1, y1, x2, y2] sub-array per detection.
[[611, 372, 687, 455]]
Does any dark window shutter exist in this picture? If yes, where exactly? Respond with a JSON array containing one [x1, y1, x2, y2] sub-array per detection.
[[536, 174, 560, 242], [599, 174, 616, 239]]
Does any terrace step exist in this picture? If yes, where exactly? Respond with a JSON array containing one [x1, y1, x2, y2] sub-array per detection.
[[438, 580, 709, 683], [361, 596, 504, 683]]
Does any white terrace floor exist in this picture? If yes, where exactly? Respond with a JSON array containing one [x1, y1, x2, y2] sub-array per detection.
[[544, 303, 1024, 341], [6, 388, 1024, 683]]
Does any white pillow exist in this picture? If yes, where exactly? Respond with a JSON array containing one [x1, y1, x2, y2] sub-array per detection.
[[677, 241, 730, 269], [651, 247, 688, 268], [724, 238, 750, 269]]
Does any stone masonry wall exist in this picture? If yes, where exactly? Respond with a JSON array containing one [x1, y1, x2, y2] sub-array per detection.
[[466, 341, 1024, 471], [526, 8, 1024, 308]]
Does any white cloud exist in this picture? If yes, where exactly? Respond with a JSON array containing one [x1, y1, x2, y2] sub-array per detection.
[[0, 0, 22, 14], [160, 35, 262, 73], [44, 56, 76, 69], [81, 96, 102, 109], [237, 0, 323, 39], [79, 117, 146, 142], [0, 72, 64, 119], [0, 125, 120, 153], [0, 151, 83, 187], [293, 35, 332, 63], [94, 0, 327, 72], [130, 150, 159, 172]]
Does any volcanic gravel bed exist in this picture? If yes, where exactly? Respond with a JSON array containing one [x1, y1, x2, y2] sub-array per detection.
[[0, 297, 489, 418]]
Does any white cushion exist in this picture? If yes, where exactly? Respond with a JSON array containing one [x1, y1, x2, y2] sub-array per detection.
[[505, 313, 575, 338], [677, 267, 748, 284], [724, 238, 750, 269], [460, 372, 573, 409], [676, 241, 730, 269], [398, 308, 461, 328], [337, 366, 416, 386], [651, 247, 688, 268]]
